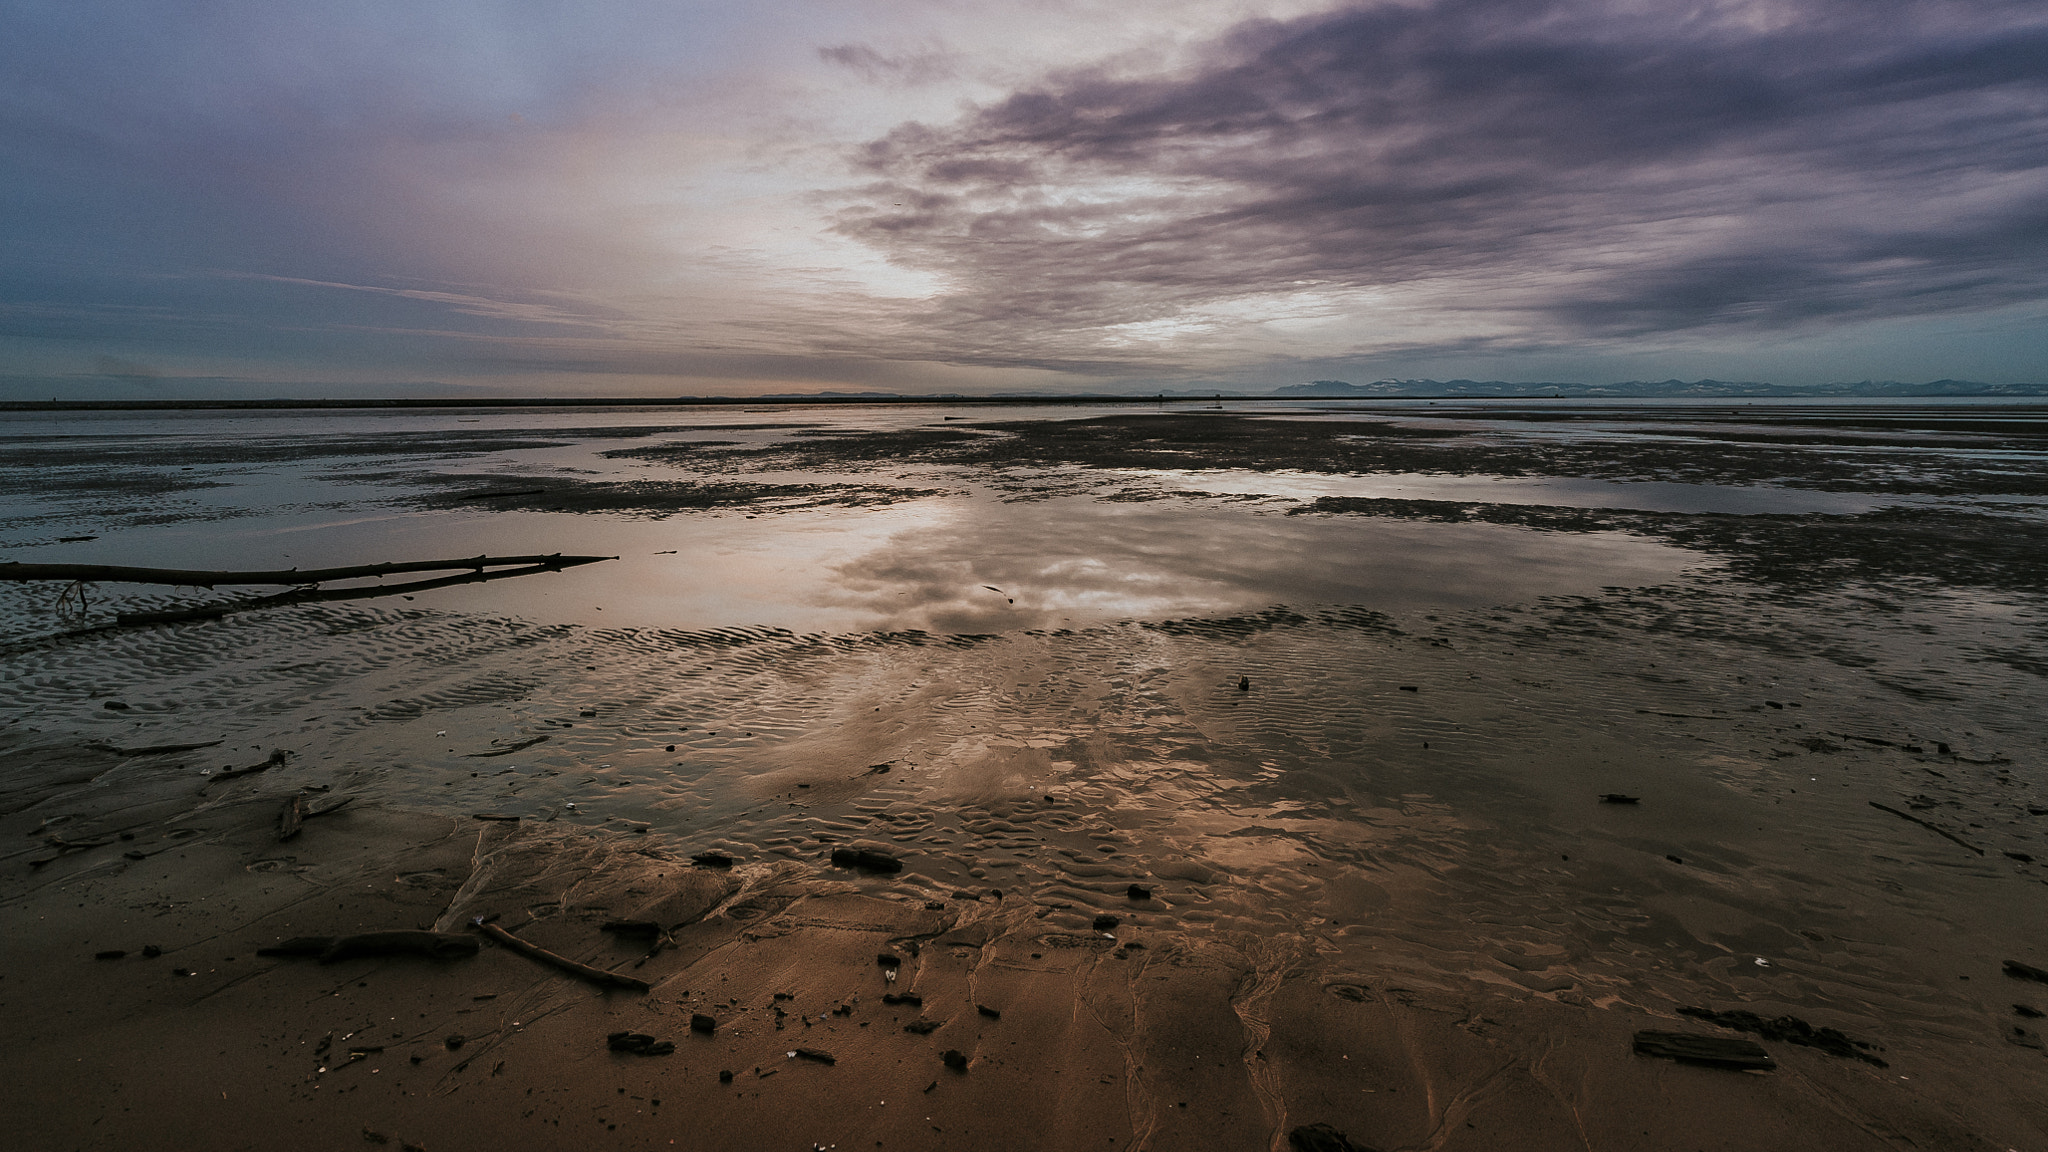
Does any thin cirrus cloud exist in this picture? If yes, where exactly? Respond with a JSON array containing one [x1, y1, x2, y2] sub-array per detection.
[[830, 0, 2048, 377]]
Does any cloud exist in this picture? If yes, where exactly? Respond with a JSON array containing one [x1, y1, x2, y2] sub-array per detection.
[[818, 42, 959, 86], [832, 0, 2048, 370]]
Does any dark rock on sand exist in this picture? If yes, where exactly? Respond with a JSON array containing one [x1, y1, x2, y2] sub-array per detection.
[[2007, 960, 2048, 983], [607, 1031, 674, 1056], [1678, 1007, 1886, 1066], [977, 1005, 1001, 1019], [1599, 793, 1641, 804], [95, 949, 126, 960], [444, 1035, 465, 1049], [1633, 1031, 1776, 1070], [1092, 914, 1120, 931], [1288, 1122, 1379, 1152], [830, 847, 903, 873], [1127, 885, 1152, 900], [904, 1020, 939, 1035], [691, 851, 733, 868], [876, 953, 901, 968], [883, 993, 922, 1006], [2015, 1004, 2045, 1018], [942, 1049, 968, 1070], [718, 1069, 733, 1083], [690, 1014, 718, 1033], [793, 1047, 835, 1064]]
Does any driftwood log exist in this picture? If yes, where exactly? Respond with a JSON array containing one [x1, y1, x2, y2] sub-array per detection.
[[472, 919, 652, 991], [0, 554, 615, 588]]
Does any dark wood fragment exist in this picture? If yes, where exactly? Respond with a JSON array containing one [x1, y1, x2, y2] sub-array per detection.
[[1288, 1122, 1378, 1152], [606, 1031, 674, 1055], [471, 920, 650, 991], [2005, 959, 2048, 984], [1633, 1030, 1775, 1070]]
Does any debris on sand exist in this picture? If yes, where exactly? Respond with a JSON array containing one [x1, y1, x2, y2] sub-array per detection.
[[1632, 1031, 1775, 1070], [277, 790, 350, 841], [1598, 793, 1640, 805], [471, 919, 651, 991], [607, 1031, 674, 1056], [1677, 1007, 1886, 1066], [2005, 959, 2048, 984], [202, 748, 289, 788], [1288, 1122, 1378, 1151], [468, 735, 548, 758], [1869, 800, 1985, 855], [257, 931, 479, 963], [829, 847, 902, 873]]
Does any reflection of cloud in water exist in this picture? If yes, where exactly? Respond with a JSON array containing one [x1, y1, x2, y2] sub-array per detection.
[[823, 496, 1701, 633]]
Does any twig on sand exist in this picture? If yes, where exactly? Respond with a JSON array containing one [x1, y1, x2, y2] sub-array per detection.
[[471, 918, 652, 991], [202, 748, 290, 789], [94, 738, 225, 757], [468, 735, 548, 758], [1869, 800, 1985, 855]]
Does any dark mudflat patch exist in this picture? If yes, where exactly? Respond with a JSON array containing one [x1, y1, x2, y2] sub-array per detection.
[[396, 473, 945, 516], [0, 470, 231, 500], [1289, 498, 2048, 595], [610, 411, 2048, 496], [0, 425, 718, 469]]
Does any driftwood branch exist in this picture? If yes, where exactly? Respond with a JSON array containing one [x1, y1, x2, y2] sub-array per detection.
[[0, 553, 615, 589], [115, 559, 615, 627], [472, 919, 652, 991], [1869, 801, 1985, 855], [278, 792, 352, 841]]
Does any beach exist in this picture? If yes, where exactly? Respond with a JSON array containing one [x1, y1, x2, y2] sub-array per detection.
[[3, 400, 2046, 1150]]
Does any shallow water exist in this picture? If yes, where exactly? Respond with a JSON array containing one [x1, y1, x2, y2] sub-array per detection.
[[6, 398, 2041, 635]]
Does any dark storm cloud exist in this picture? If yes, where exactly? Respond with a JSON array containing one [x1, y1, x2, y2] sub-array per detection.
[[836, 0, 2048, 357]]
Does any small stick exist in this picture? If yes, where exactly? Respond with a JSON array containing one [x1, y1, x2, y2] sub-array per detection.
[[203, 748, 289, 788], [1869, 801, 1985, 855], [472, 919, 651, 991], [468, 735, 548, 757]]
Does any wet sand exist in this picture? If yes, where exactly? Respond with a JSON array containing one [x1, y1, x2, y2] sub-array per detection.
[[3, 403, 2047, 1150]]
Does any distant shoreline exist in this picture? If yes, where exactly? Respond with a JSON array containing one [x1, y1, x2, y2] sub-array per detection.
[[6, 392, 2048, 412], [0, 395, 1197, 412]]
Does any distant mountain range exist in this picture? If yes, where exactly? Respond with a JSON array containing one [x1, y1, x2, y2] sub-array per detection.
[[1262, 378, 2048, 397]]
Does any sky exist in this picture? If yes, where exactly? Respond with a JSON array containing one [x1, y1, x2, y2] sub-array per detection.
[[3, 0, 2046, 398]]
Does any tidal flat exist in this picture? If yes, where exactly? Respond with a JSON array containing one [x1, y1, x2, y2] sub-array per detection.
[[2, 399, 2045, 1151]]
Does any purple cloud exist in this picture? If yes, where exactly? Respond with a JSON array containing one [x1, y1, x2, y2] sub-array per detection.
[[835, 0, 2048, 366]]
